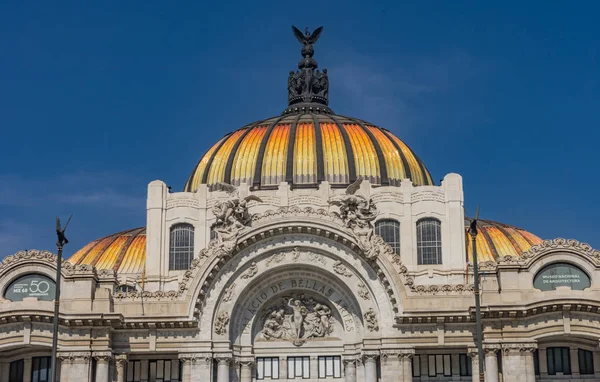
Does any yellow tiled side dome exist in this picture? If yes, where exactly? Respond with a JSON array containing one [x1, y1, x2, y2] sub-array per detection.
[[465, 218, 543, 263], [68, 228, 146, 275], [184, 113, 433, 192]]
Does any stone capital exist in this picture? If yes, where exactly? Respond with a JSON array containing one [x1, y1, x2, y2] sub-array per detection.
[[483, 344, 502, 355], [502, 342, 537, 354], [362, 351, 379, 362], [179, 353, 212, 364], [115, 354, 128, 366], [342, 356, 359, 366], [57, 352, 91, 363], [235, 358, 255, 367], [214, 353, 233, 365], [92, 352, 113, 363]]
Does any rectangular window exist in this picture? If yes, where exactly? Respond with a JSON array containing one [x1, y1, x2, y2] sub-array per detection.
[[9, 359, 24, 382], [31, 356, 52, 382], [459, 353, 472, 376], [533, 350, 540, 376], [287, 357, 310, 379], [426, 354, 452, 377], [126, 360, 181, 382], [412, 355, 421, 377], [578, 349, 595, 375], [547, 347, 571, 375], [256, 357, 279, 380], [318, 356, 341, 378]]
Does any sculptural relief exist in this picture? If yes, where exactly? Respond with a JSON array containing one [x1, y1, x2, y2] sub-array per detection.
[[259, 294, 335, 346], [330, 179, 386, 259]]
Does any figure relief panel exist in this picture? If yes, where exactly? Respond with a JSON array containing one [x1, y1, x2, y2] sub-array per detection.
[[257, 293, 337, 346]]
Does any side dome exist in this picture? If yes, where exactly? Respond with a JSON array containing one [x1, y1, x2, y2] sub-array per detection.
[[184, 114, 433, 192], [464, 218, 543, 262], [68, 228, 146, 275]]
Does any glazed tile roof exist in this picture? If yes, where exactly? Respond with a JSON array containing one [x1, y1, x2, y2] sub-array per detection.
[[184, 113, 434, 192], [68, 227, 146, 275], [465, 218, 543, 263]]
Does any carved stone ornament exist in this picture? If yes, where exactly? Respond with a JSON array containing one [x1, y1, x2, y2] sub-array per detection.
[[259, 294, 335, 346], [501, 238, 600, 265], [333, 261, 353, 278], [240, 262, 258, 279], [0, 249, 57, 274], [214, 311, 230, 335], [201, 186, 262, 259], [357, 283, 370, 300], [363, 308, 379, 332], [329, 179, 392, 260], [307, 251, 327, 266], [222, 283, 236, 302]]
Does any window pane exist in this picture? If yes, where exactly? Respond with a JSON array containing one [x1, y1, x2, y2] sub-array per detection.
[[428, 355, 436, 376], [302, 357, 310, 377], [149, 362, 157, 382], [443, 355, 451, 376], [169, 224, 195, 270], [326, 357, 333, 376], [288, 358, 294, 378], [375, 219, 400, 255], [257, 358, 264, 379], [319, 358, 326, 378], [264, 358, 272, 378], [171, 360, 179, 380], [412, 355, 421, 377], [273, 358, 279, 379], [164, 361, 171, 381], [417, 219, 442, 265], [562, 348, 571, 375], [296, 358, 303, 377], [547, 349, 555, 375], [334, 357, 341, 378]]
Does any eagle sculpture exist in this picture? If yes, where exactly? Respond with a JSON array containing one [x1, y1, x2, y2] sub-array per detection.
[[292, 26, 324, 47]]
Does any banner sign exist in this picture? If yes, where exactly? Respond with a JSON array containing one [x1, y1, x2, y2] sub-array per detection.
[[4, 274, 56, 301], [533, 263, 590, 291]]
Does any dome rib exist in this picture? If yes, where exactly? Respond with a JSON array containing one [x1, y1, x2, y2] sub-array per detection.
[[345, 116, 389, 186], [253, 116, 287, 188], [311, 114, 326, 182], [328, 115, 357, 183], [285, 114, 303, 185], [224, 122, 259, 185]]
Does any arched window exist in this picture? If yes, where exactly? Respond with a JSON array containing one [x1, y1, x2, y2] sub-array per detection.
[[117, 284, 136, 293], [375, 219, 400, 255], [416, 218, 442, 265], [169, 224, 194, 270]]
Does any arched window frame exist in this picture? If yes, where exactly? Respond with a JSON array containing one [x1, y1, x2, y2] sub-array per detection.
[[375, 219, 401, 255], [169, 223, 195, 271], [416, 218, 442, 265]]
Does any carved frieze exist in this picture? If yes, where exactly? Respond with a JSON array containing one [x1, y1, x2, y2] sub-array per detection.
[[258, 294, 335, 346]]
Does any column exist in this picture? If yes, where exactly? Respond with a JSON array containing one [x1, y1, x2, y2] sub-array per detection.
[[216, 355, 232, 382], [484, 348, 499, 382], [569, 348, 580, 377], [501, 343, 537, 382], [23, 357, 32, 382], [399, 349, 415, 382], [343, 358, 357, 382], [93, 353, 112, 382], [380, 351, 401, 381], [179, 353, 213, 382], [468, 348, 480, 382], [538, 348, 548, 378], [238, 360, 253, 382], [524, 345, 537, 382], [362, 353, 378, 382], [115, 354, 128, 382], [356, 358, 365, 382]]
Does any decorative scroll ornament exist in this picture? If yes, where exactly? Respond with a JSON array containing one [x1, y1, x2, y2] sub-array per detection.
[[363, 308, 379, 332], [330, 179, 385, 259], [201, 183, 262, 259], [259, 294, 335, 346], [285, 26, 331, 114]]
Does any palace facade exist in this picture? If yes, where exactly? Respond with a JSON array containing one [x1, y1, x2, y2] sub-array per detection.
[[1, 27, 599, 382]]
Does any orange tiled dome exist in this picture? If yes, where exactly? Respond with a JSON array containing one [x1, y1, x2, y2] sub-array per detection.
[[68, 228, 146, 274], [184, 114, 434, 192], [464, 218, 543, 262]]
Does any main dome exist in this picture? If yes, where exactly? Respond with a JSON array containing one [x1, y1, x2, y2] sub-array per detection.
[[184, 114, 433, 192], [185, 26, 433, 192]]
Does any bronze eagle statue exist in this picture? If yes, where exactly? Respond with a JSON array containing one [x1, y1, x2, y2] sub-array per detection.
[[292, 26, 324, 47]]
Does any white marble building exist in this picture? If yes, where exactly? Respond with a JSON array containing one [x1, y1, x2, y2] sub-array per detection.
[[1, 27, 599, 382]]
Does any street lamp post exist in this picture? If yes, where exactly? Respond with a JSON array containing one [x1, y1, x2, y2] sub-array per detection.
[[469, 207, 485, 382], [51, 216, 71, 382]]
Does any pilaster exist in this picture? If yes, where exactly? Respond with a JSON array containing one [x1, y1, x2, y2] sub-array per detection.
[[115, 354, 128, 382], [501, 342, 537, 382], [179, 353, 213, 382]]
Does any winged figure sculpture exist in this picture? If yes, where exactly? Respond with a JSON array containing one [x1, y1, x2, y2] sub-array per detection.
[[292, 26, 324, 47]]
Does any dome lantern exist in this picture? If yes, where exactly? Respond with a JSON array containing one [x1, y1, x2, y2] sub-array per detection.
[[284, 26, 332, 115]]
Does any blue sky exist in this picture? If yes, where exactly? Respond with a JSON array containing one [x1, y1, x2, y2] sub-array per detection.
[[1, 2, 598, 258]]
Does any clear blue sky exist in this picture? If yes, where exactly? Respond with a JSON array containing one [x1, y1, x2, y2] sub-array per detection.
[[1, 1, 598, 258]]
